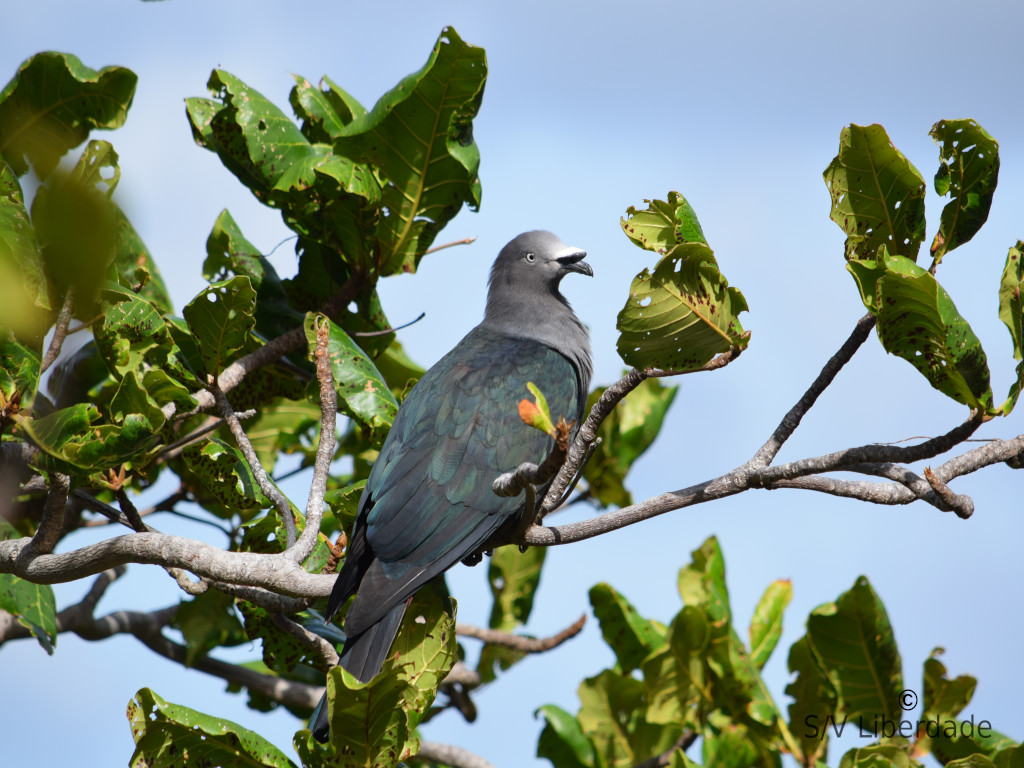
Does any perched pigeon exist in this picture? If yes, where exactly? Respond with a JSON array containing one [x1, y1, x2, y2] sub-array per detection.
[[311, 230, 592, 742]]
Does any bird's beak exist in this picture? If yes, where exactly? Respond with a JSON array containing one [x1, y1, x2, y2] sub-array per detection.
[[556, 247, 593, 277]]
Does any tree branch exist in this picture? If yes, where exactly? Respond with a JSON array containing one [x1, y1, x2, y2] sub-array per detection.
[[749, 312, 876, 468], [39, 287, 75, 375], [455, 614, 585, 653], [417, 741, 498, 768], [287, 316, 335, 564], [211, 380, 298, 547]]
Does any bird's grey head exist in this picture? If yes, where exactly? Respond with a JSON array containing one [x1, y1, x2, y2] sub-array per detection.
[[482, 231, 593, 395], [487, 230, 593, 298]]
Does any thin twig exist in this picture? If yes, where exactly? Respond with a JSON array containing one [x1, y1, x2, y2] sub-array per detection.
[[456, 614, 585, 652], [40, 288, 75, 375], [210, 380, 297, 548], [424, 236, 477, 255], [749, 313, 876, 468], [350, 312, 425, 338]]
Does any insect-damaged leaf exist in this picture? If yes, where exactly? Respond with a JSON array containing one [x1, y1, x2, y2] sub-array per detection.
[[617, 194, 748, 371], [824, 123, 926, 262]]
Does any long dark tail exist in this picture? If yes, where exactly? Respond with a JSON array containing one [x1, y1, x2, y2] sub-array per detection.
[[310, 600, 409, 743]]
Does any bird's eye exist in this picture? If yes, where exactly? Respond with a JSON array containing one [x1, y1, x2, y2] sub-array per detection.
[[524, 252, 536, 263]]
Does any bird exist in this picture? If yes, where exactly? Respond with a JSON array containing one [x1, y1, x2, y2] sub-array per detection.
[[310, 230, 593, 742]]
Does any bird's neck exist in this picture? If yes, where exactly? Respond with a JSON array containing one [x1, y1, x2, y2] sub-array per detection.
[[481, 289, 593, 396]]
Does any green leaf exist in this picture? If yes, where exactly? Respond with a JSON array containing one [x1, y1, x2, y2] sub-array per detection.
[[235, 600, 310, 676], [748, 580, 791, 670], [183, 275, 257, 376], [110, 369, 166, 432], [0, 52, 136, 179], [930, 724, 1016, 765], [187, 72, 381, 273], [323, 480, 366, 540], [847, 250, 993, 410], [290, 74, 367, 144], [31, 157, 119, 314], [113, 204, 172, 316], [621, 191, 707, 251], [617, 237, 749, 371], [997, 242, 1023, 414], [642, 606, 711, 728], [173, 590, 246, 667], [923, 648, 977, 721], [837, 744, 915, 768], [823, 123, 926, 261], [0, 327, 42, 408], [929, 119, 1000, 262], [536, 705, 598, 768], [478, 545, 547, 683], [806, 576, 903, 729], [127, 687, 297, 768], [785, 635, 836, 766], [243, 396, 322, 473], [334, 26, 487, 275], [0, 521, 57, 653], [204, 209, 302, 340], [583, 377, 677, 507], [589, 582, 667, 674], [181, 438, 273, 518], [702, 713, 763, 768], [295, 589, 456, 766], [579, 668, 679, 768], [308, 314, 398, 446], [0, 162, 50, 339]]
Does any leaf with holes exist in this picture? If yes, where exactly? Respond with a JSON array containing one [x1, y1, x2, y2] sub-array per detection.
[[824, 123, 926, 261], [929, 119, 999, 263], [204, 209, 302, 341], [806, 576, 903, 729], [332, 26, 486, 276], [127, 687, 297, 768], [181, 438, 273, 519], [848, 250, 992, 410], [183, 275, 257, 376], [0, 52, 136, 179], [295, 589, 456, 765], [621, 191, 707, 252], [173, 590, 246, 668], [617, 243, 748, 371]]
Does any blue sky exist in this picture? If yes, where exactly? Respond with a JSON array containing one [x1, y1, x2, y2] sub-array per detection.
[[4, 1, 1024, 766]]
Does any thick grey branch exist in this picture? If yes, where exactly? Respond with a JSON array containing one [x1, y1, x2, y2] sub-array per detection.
[[0, 532, 333, 598], [27, 472, 69, 555]]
